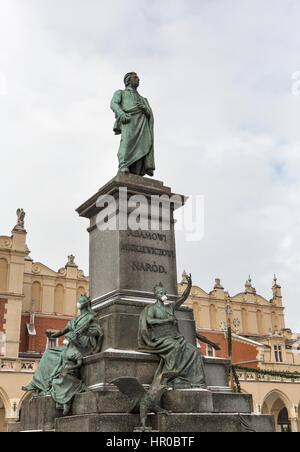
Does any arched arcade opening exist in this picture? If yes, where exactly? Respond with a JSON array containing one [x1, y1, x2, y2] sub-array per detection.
[[262, 390, 293, 432]]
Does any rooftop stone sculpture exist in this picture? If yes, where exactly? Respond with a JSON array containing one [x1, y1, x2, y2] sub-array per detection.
[[14, 208, 26, 231]]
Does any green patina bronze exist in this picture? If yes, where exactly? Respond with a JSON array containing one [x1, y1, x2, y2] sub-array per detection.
[[138, 276, 207, 390], [110, 72, 155, 177], [111, 373, 173, 432], [22, 296, 103, 415]]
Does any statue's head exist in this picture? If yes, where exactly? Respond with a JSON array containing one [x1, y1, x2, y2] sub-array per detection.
[[124, 72, 139, 89], [77, 295, 91, 311], [154, 283, 168, 302]]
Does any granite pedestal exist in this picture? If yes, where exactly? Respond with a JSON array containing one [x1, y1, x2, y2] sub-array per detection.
[[76, 174, 194, 350]]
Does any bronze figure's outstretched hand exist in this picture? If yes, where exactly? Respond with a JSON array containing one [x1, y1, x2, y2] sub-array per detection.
[[45, 331, 54, 339], [174, 273, 192, 309]]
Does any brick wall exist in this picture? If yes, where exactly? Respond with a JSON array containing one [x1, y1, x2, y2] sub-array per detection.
[[197, 331, 259, 369], [20, 315, 71, 354]]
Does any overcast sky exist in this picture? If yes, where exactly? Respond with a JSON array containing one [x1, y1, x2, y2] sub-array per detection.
[[0, 0, 300, 331]]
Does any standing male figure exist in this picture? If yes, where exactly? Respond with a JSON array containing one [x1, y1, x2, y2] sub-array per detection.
[[110, 72, 155, 177]]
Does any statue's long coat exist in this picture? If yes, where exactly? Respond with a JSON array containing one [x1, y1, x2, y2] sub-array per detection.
[[111, 88, 155, 175]]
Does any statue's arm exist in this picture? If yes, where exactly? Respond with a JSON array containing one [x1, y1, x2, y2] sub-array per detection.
[[196, 332, 221, 350], [174, 274, 192, 310], [110, 90, 130, 124], [63, 358, 83, 374], [46, 326, 70, 339], [110, 90, 125, 116]]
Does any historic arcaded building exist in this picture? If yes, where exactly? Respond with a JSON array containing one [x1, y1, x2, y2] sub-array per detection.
[[1, 209, 299, 432], [180, 273, 300, 432], [0, 211, 88, 432]]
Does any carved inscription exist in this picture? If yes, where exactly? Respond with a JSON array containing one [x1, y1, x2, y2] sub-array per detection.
[[127, 230, 167, 242], [132, 262, 168, 274], [121, 243, 175, 258], [125, 230, 174, 277]]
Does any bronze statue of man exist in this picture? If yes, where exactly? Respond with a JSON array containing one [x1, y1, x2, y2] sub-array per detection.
[[110, 72, 155, 177]]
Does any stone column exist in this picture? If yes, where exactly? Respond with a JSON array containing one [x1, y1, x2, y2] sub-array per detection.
[[4, 228, 27, 357], [289, 417, 299, 432]]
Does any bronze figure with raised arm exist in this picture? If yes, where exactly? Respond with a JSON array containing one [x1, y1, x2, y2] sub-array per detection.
[[138, 274, 207, 389]]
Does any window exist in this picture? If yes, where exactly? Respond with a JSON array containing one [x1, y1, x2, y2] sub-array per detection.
[[274, 345, 283, 363], [32, 282, 42, 311], [47, 334, 58, 349], [54, 284, 64, 313], [256, 310, 264, 334], [206, 345, 215, 357]]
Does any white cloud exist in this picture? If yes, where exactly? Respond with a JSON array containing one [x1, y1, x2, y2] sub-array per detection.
[[0, 0, 300, 331]]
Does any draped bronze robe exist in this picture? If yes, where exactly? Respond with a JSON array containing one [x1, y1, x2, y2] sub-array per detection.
[[111, 87, 155, 176], [138, 301, 206, 389], [23, 309, 103, 402]]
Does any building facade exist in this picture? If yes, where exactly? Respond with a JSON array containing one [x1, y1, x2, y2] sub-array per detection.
[[1, 210, 299, 432], [0, 211, 88, 431], [180, 273, 300, 432]]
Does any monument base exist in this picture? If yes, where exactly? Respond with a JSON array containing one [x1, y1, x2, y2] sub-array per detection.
[[9, 356, 275, 432], [8, 175, 275, 432]]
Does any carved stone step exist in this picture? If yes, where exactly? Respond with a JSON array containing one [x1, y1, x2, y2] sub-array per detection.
[[12, 386, 254, 433], [212, 392, 253, 414], [55, 412, 275, 432], [72, 388, 252, 417], [154, 413, 275, 433], [71, 388, 252, 416], [72, 389, 132, 415], [18, 395, 63, 432], [55, 413, 143, 433], [71, 388, 214, 415]]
